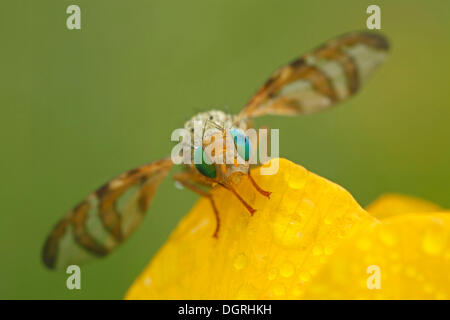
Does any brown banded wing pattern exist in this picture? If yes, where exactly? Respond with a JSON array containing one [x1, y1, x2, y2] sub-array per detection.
[[238, 32, 389, 119], [42, 159, 172, 269]]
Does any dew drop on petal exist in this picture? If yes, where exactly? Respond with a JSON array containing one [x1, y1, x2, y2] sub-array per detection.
[[422, 227, 447, 255], [272, 215, 303, 247], [299, 271, 311, 282], [287, 171, 306, 190], [379, 228, 398, 246]]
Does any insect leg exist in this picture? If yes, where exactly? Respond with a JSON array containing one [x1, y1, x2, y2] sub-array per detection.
[[220, 183, 256, 216], [173, 172, 221, 238], [248, 169, 271, 198]]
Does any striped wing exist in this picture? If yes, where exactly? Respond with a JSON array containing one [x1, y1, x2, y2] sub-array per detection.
[[239, 31, 389, 119], [42, 158, 173, 270]]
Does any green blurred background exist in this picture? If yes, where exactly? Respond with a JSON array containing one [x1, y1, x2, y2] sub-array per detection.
[[1, 0, 449, 299]]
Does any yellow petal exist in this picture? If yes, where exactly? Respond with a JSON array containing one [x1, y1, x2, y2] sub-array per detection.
[[125, 158, 376, 299], [302, 213, 450, 299], [366, 193, 442, 219]]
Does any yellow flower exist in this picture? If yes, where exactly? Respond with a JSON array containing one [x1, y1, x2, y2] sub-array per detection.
[[125, 158, 449, 299]]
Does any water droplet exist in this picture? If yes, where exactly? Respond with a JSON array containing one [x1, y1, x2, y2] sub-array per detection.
[[233, 253, 247, 270], [272, 215, 303, 247], [291, 284, 303, 297], [422, 227, 446, 255], [288, 172, 306, 189], [299, 271, 311, 282], [280, 262, 295, 278], [379, 228, 397, 246], [301, 198, 315, 209]]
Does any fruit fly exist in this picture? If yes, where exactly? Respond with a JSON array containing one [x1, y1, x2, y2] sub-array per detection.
[[43, 31, 389, 269]]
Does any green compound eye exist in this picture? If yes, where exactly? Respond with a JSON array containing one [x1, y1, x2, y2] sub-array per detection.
[[229, 128, 251, 161], [193, 146, 217, 178]]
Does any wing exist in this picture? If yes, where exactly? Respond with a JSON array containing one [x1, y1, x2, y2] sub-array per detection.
[[238, 31, 389, 119], [42, 158, 173, 270]]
